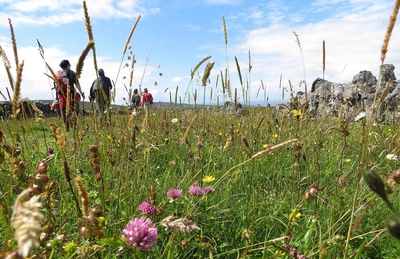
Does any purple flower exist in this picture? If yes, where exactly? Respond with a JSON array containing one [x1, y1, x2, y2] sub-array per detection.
[[167, 188, 182, 198], [139, 142, 146, 147], [203, 186, 214, 194], [197, 141, 204, 148], [188, 185, 205, 197], [48, 147, 54, 154], [338, 176, 346, 184], [138, 201, 158, 216], [122, 217, 158, 251], [169, 160, 176, 166]]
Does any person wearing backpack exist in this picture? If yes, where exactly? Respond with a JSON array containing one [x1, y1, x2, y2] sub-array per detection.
[[56, 59, 85, 131], [90, 68, 113, 126], [131, 88, 141, 110], [141, 88, 153, 108]]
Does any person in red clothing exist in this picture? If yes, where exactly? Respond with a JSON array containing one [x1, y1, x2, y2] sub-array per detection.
[[56, 59, 85, 130], [141, 88, 153, 107]]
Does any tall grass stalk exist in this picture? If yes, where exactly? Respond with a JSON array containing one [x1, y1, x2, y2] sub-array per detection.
[[114, 14, 142, 94]]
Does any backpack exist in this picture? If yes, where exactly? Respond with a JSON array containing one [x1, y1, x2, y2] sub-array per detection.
[[143, 93, 153, 104], [56, 70, 70, 95]]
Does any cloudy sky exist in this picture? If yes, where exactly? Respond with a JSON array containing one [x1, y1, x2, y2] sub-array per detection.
[[0, 0, 399, 106]]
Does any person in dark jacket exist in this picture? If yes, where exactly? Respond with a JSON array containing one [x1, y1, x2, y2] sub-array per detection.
[[90, 68, 113, 126]]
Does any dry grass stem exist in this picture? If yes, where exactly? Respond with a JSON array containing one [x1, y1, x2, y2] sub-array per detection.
[[8, 18, 19, 68], [76, 40, 95, 79], [123, 14, 142, 54], [129, 54, 135, 87], [235, 56, 243, 87], [322, 40, 326, 73], [11, 189, 43, 258], [222, 15, 228, 45], [0, 45, 15, 90], [248, 50, 252, 73], [83, 1, 94, 42], [201, 61, 215, 86], [75, 177, 90, 221], [252, 139, 298, 159], [182, 115, 197, 146], [25, 98, 44, 119], [377, 78, 392, 107], [191, 55, 211, 79], [381, 0, 400, 62], [11, 61, 24, 119]]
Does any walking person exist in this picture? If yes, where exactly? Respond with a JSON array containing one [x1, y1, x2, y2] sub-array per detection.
[[131, 88, 141, 110], [90, 68, 113, 126], [56, 59, 85, 131], [141, 88, 153, 108]]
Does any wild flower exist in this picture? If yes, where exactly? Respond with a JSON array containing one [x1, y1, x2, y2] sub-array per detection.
[[138, 201, 158, 216], [139, 142, 146, 147], [289, 208, 301, 220], [11, 189, 44, 258], [344, 158, 351, 163], [202, 175, 215, 183], [122, 217, 158, 251], [197, 141, 204, 148], [386, 154, 399, 160], [338, 176, 346, 184], [305, 184, 324, 200], [292, 109, 302, 117], [168, 160, 176, 166], [203, 186, 214, 194], [171, 118, 178, 123], [160, 215, 200, 234], [47, 147, 54, 154], [188, 185, 205, 197], [354, 111, 366, 121], [167, 188, 182, 198]]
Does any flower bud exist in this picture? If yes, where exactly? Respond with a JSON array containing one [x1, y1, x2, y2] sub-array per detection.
[[364, 170, 388, 202], [34, 173, 50, 185], [36, 161, 48, 174], [387, 219, 400, 241]]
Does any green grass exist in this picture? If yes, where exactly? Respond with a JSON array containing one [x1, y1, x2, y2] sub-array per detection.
[[0, 107, 399, 258]]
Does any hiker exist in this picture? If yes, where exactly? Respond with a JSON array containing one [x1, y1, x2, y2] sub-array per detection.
[[90, 68, 113, 125], [56, 59, 85, 130], [141, 88, 153, 108], [131, 88, 141, 109]]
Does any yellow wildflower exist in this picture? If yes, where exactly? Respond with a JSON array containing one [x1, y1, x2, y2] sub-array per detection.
[[289, 208, 301, 220], [292, 109, 302, 117], [202, 175, 215, 183], [344, 158, 351, 163]]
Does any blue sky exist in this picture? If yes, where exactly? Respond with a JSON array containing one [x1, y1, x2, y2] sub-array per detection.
[[0, 0, 399, 106]]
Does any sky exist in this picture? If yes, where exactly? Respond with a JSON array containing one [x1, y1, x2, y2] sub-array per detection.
[[0, 0, 399, 106]]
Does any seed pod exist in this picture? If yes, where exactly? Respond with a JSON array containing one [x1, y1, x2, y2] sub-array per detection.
[[36, 161, 48, 174], [364, 169, 388, 202], [387, 219, 400, 241], [34, 173, 50, 185]]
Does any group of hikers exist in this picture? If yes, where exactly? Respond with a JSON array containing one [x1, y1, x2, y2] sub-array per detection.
[[52, 59, 153, 130]]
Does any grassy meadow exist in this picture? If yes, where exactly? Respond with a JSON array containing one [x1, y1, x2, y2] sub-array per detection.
[[1, 1, 400, 258]]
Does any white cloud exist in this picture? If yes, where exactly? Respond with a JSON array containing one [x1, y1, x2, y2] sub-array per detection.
[[0, 0, 153, 28], [171, 76, 185, 84]]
